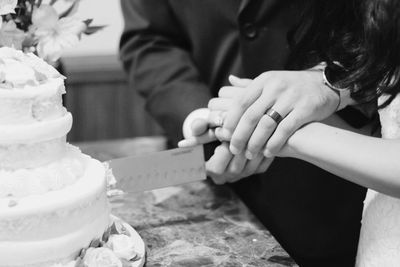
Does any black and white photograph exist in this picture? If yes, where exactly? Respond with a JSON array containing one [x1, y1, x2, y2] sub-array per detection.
[[0, 0, 399, 266]]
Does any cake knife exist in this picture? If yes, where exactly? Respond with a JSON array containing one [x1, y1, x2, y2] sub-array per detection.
[[106, 145, 206, 193]]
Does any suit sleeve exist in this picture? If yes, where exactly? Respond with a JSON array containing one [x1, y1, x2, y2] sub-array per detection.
[[119, 0, 212, 146]]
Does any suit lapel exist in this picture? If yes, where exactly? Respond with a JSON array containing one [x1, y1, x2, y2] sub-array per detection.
[[238, 0, 285, 21], [238, 0, 251, 15]]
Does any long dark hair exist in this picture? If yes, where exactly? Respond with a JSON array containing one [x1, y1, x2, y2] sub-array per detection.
[[288, 0, 400, 108]]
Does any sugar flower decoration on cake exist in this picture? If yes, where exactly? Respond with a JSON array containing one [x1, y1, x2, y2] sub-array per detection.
[[83, 247, 123, 267], [0, 0, 17, 16], [72, 221, 142, 267], [106, 234, 138, 261], [0, 0, 103, 63], [0, 47, 63, 88]]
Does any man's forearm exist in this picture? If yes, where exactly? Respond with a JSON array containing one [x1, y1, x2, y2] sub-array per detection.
[[120, 0, 213, 145]]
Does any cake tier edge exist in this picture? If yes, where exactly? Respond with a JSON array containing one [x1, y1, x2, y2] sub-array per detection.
[[0, 156, 111, 266]]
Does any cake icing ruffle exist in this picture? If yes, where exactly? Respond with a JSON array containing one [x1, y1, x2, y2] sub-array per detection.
[[0, 113, 72, 170], [0, 112, 72, 144], [0, 156, 110, 266], [0, 78, 66, 124], [0, 145, 84, 198]]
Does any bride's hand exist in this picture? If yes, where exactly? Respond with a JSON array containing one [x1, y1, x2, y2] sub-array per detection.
[[178, 108, 218, 147], [207, 76, 252, 141], [206, 78, 275, 184], [178, 77, 251, 147]]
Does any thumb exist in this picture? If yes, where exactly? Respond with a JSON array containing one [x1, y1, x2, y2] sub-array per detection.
[[182, 108, 210, 138], [191, 118, 209, 136]]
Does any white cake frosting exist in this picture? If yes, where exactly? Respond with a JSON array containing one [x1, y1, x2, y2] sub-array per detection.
[[0, 112, 72, 144], [0, 157, 110, 266], [0, 47, 66, 125], [0, 47, 111, 266], [0, 145, 84, 198], [0, 78, 67, 124]]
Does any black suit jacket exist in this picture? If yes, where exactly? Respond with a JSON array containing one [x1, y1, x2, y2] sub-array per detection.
[[120, 1, 366, 266], [120, 0, 300, 145]]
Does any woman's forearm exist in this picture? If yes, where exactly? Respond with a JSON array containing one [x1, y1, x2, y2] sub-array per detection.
[[286, 122, 400, 198]]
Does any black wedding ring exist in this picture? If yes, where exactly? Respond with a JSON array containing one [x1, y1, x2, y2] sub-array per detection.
[[265, 108, 283, 124]]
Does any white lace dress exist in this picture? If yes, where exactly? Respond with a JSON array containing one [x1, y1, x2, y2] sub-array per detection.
[[356, 94, 400, 266]]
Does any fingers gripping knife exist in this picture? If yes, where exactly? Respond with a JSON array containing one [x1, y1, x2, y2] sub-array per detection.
[[106, 145, 206, 193]]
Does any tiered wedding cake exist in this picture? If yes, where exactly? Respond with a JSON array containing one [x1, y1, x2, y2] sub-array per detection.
[[0, 48, 111, 266]]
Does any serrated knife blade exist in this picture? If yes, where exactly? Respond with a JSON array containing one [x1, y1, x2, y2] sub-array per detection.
[[107, 145, 206, 193]]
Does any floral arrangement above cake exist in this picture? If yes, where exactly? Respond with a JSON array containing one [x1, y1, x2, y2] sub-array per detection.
[[0, 0, 103, 63]]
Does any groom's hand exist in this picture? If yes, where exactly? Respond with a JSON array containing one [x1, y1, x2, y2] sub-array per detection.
[[179, 76, 252, 147], [220, 69, 340, 159]]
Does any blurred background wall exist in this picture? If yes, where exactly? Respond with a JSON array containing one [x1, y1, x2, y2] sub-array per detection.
[[63, 0, 123, 57], [63, 0, 163, 142]]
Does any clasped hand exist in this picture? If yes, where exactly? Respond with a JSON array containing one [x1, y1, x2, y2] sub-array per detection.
[[179, 68, 339, 184]]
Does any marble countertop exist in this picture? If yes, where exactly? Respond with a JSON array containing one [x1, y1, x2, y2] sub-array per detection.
[[78, 137, 298, 267]]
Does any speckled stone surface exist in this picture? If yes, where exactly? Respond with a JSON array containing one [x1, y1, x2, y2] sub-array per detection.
[[78, 138, 298, 267]]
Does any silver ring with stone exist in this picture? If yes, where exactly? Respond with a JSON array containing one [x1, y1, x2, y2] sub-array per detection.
[[265, 108, 283, 124]]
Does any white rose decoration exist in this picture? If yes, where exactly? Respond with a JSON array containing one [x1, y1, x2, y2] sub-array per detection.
[[0, 47, 36, 86], [106, 234, 138, 261], [0, 47, 62, 88], [0, 0, 17, 15], [64, 261, 77, 267], [83, 247, 122, 267], [50, 261, 76, 267]]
